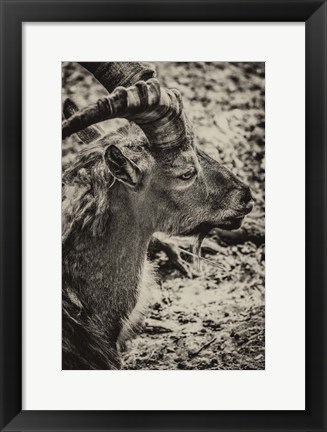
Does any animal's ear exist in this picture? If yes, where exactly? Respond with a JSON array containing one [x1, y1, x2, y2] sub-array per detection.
[[104, 145, 142, 188]]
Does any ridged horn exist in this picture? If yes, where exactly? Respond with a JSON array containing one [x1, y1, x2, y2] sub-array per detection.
[[79, 62, 155, 92], [63, 98, 105, 144], [62, 62, 193, 150]]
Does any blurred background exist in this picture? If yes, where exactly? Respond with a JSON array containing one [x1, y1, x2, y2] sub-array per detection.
[[62, 62, 265, 370]]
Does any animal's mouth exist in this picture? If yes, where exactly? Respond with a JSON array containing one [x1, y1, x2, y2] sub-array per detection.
[[217, 216, 244, 230], [181, 201, 253, 236], [181, 216, 244, 236], [218, 201, 253, 230], [180, 217, 244, 236]]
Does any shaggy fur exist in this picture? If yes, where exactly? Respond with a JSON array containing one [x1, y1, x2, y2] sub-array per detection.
[[62, 126, 152, 370]]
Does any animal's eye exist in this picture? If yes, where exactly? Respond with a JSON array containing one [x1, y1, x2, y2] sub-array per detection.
[[179, 169, 196, 180]]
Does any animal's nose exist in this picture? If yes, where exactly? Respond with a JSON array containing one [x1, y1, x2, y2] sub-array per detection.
[[240, 186, 252, 205], [239, 186, 254, 213]]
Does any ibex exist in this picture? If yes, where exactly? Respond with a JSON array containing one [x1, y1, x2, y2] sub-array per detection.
[[62, 62, 253, 369]]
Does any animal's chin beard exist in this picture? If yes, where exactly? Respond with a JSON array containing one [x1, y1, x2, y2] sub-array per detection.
[[192, 230, 208, 270]]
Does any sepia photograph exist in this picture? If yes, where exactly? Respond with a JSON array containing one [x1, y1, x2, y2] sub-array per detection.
[[62, 61, 265, 370]]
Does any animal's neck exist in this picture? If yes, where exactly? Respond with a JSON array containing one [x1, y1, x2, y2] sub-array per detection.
[[63, 183, 153, 337]]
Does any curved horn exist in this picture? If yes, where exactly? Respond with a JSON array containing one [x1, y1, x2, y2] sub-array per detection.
[[62, 78, 190, 150], [79, 62, 155, 91], [62, 62, 192, 150], [63, 98, 105, 144]]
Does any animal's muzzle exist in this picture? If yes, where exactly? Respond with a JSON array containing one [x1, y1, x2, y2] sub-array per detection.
[[238, 186, 254, 214], [226, 185, 254, 221]]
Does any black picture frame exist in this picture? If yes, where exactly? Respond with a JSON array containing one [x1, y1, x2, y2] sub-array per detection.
[[1, 1, 326, 431]]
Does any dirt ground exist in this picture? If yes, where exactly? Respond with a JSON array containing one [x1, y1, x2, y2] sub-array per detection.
[[62, 61, 265, 370]]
